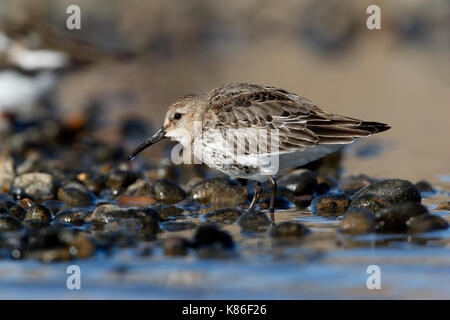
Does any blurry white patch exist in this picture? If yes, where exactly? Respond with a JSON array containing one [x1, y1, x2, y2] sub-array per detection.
[[8, 46, 70, 71]]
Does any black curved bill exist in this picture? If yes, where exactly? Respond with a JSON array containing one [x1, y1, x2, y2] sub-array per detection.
[[128, 127, 166, 160]]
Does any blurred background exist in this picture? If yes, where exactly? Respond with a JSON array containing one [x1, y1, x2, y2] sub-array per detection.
[[0, 0, 449, 184]]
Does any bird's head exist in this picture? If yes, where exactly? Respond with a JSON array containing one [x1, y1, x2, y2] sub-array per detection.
[[128, 94, 202, 160]]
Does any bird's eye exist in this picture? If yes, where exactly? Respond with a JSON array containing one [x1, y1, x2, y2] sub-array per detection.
[[174, 113, 183, 120]]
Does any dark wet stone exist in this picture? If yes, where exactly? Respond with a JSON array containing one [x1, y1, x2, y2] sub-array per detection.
[[152, 179, 186, 204], [259, 196, 294, 210], [103, 218, 143, 238], [8, 205, 27, 220], [407, 214, 449, 234], [270, 222, 310, 239], [130, 207, 160, 239], [204, 208, 243, 224], [191, 225, 234, 249], [340, 208, 375, 235], [161, 221, 197, 232], [436, 202, 450, 211], [105, 169, 137, 194], [278, 169, 317, 195], [0, 200, 16, 214], [152, 205, 185, 221], [76, 172, 104, 194], [57, 182, 97, 206], [348, 193, 390, 213], [87, 204, 138, 223], [339, 174, 375, 195], [238, 211, 272, 232], [164, 237, 190, 256], [125, 179, 152, 196], [42, 200, 66, 215], [10, 172, 54, 201], [292, 194, 314, 208], [54, 208, 90, 226], [275, 186, 296, 201], [310, 193, 350, 215], [375, 201, 428, 233], [191, 177, 247, 208], [415, 180, 434, 193], [0, 216, 24, 231], [25, 204, 52, 222], [351, 179, 421, 205]]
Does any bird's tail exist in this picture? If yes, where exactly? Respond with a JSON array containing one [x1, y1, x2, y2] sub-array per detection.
[[353, 121, 391, 134]]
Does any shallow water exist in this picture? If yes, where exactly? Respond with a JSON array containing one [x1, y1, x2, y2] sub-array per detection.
[[0, 192, 448, 300]]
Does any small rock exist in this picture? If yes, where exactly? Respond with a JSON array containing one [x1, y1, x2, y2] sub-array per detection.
[[407, 214, 449, 234], [415, 180, 434, 193], [351, 179, 421, 205], [18, 198, 33, 209], [160, 221, 197, 232], [436, 202, 450, 211], [54, 208, 90, 226], [375, 201, 428, 233], [105, 169, 137, 192], [125, 179, 152, 196], [10, 172, 55, 202], [152, 205, 185, 221], [76, 172, 104, 194], [0, 216, 24, 231], [270, 221, 310, 239], [191, 177, 247, 209], [348, 193, 390, 213], [164, 237, 190, 256], [8, 205, 27, 220], [87, 204, 136, 223], [278, 169, 317, 195], [340, 208, 375, 235], [25, 204, 52, 222], [152, 179, 186, 204], [310, 193, 350, 215], [191, 225, 234, 249], [339, 174, 375, 194], [238, 211, 272, 232], [204, 208, 243, 224], [58, 182, 97, 206], [116, 195, 157, 207]]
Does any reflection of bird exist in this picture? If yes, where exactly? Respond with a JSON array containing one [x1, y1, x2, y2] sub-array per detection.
[[129, 83, 390, 221]]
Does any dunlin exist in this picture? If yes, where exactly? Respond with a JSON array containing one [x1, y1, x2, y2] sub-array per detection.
[[129, 83, 390, 221]]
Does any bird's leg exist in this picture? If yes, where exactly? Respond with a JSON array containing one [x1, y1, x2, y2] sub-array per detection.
[[249, 181, 262, 211], [268, 176, 277, 223]]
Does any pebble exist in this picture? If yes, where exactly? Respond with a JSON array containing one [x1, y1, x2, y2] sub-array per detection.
[[152, 205, 185, 221], [191, 225, 234, 249], [164, 237, 190, 256], [407, 214, 449, 234], [8, 205, 27, 220], [375, 201, 428, 233], [270, 221, 310, 239], [351, 179, 421, 205], [278, 169, 317, 195], [57, 182, 97, 206], [204, 208, 243, 224], [310, 193, 350, 215], [238, 211, 272, 232], [152, 179, 187, 204], [0, 216, 24, 231], [190, 177, 248, 208], [105, 169, 137, 192], [340, 208, 375, 235], [25, 204, 52, 222], [415, 180, 434, 193], [348, 193, 390, 213], [10, 172, 55, 202], [125, 179, 152, 196], [338, 174, 375, 195], [116, 195, 157, 207]]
